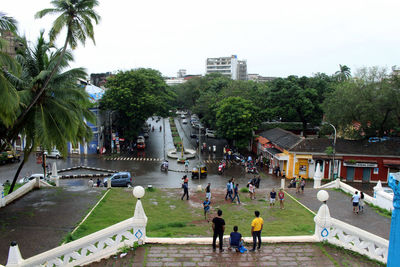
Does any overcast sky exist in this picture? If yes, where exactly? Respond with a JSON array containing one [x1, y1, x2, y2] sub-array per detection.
[[3, 0, 400, 78]]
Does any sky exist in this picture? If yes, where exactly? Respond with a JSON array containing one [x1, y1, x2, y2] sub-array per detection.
[[3, 0, 400, 78]]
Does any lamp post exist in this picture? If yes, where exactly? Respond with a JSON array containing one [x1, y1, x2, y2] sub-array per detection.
[[326, 123, 337, 180], [109, 111, 116, 154]]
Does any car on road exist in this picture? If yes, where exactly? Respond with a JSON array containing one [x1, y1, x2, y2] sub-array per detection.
[[44, 149, 62, 159], [18, 174, 45, 184], [182, 119, 188, 124], [205, 129, 216, 138], [144, 132, 149, 138], [180, 114, 186, 119], [103, 172, 133, 187], [190, 132, 197, 138]]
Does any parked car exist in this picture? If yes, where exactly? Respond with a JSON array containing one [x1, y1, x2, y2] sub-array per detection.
[[143, 132, 149, 138], [103, 172, 133, 187], [368, 137, 380, 143], [44, 149, 62, 159], [182, 119, 188, 124], [190, 132, 197, 138], [137, 136, 145, 143], [18, 174, 45, 184], [205, 129, 216, 138], [180, 114, 186, 119]]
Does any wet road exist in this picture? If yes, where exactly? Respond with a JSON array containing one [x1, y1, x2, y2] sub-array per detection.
[[0, 116, 283, 191]]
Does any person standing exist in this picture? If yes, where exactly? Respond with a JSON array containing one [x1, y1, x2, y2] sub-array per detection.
[[203, 197, 211, 221], [296, 176, 301, 193], [249, 182, 255, 200], [205, 183, 211, 200], [278, 189, 285, 209], [181, 180, 189, 200], [270, 188, 276, 208], [212, 209, 225, 252], [232, 183, 240, 204], [301, 179, 306, 193], [250, 210, 264, 252], [225, 179, 233, 201], [352, 191, 360, 214]]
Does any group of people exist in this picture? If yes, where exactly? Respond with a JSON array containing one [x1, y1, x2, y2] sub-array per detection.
[[351, 191, 365, 214], [288, 177, 306, 193], [269, 188, 285, 209], [211, 209, 264, 253], [224, 178, 240, 204]]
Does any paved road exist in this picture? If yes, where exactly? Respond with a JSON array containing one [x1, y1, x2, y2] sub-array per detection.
[[0, 187, 104, 265], [287, 188, 391, 240], [89, 243, 382, 267]]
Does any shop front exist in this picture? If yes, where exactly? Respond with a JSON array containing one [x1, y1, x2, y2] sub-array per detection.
[[294, 154, 313, 178], [343, 161, 378, 182]]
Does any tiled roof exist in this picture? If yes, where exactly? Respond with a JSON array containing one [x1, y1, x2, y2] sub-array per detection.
[[291, 138, 400, 157], [259, 128, 302, 150]]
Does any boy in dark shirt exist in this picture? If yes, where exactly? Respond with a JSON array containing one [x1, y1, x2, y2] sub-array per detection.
[[212, 209, 225, 251], [229, 226, 243, 252], [270, 188, 277, 208]]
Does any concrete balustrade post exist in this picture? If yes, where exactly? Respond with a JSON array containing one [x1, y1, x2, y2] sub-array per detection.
[[314, 190, 332, 241], [6, 242, 23, 267], [0, 184, 5, 207], [281, 178, 285, 189]]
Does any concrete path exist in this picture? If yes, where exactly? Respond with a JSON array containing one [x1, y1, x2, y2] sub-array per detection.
[[88, 243, 383, 267], [286, 188, 391, 240], [0, 186, 103, 265]]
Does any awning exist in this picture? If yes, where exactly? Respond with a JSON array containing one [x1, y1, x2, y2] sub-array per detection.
[[383, 159, 400, 168], [276, 153, 289, 161], [265, 148, 282, 156], [343, 161, 378, 168]]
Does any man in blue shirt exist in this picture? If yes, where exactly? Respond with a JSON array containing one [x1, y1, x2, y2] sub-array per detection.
[[229, 226, 243, 252]]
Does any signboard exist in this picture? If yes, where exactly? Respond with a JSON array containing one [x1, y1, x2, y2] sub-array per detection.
[[343, 162, 378, 168]]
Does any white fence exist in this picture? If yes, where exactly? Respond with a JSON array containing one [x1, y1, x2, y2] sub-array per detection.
[[1, 179, 52, 208]]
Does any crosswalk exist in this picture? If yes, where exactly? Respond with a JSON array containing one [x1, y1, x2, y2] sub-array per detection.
[[106, 157, 239, 165], [106, 157, 162, 161]]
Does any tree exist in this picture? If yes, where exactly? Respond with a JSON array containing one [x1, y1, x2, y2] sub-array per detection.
[[0, 12, 20, 127], [266, 75, 329, 134], [5, 32, 94, 193], [11, 0, 100, 132], [323, 66, 400, 138], [215, 96, 259, 148], [100, 68, 173, 141], [335, 64, 351, 82]]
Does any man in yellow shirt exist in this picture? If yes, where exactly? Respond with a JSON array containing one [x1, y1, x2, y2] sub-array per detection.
[[250, 210, 264, 252]]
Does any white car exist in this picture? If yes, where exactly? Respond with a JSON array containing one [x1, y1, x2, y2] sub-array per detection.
[[44, 149, 62, 159], [137, 136, 145, 143], [180, 114, 186, 119], [18, 174, 45, 184], [182, 119, 188, 124], [205, 129, 216, 138]]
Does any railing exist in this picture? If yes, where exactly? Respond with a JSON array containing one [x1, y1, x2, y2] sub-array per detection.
[[322, 218, 388, 263], [19, 217, 146, 267], [319, 179, 375, 205]]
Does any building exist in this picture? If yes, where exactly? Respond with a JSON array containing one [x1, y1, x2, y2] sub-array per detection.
[[90, 72, 112, 87], [0, 31, 23, 57], [177, 69, 187, 78], [206, 55, 247, 80], [254, 128, 400, 183], [247, 74, 278, 83]]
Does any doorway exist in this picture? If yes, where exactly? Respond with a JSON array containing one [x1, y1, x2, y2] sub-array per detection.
[[362, 168, 371, 182], [347, 167, 355, 181]]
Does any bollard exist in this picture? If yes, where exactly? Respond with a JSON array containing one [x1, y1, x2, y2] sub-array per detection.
[[107, 178, 111, 189], [281, 178, 285, 189]]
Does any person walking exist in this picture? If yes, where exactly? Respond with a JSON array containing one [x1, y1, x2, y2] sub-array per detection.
[[249, 210, 264, 252], [249, 182, 255, 200], [301, 178, 306, 193], [278, 189, 285, 209], [185, 159, 189, 172], [232, 183, 240, 204], [296, 176, 302, 193], [359, 191, 365, 213], [181, 179, 189, 200], [203, 197, 211, 221], [225, 179, 233, 201], [352, 191, 360, 214], [270, 188, 276, 208], [212, 209, 225, 252], [205, 183, 211, 200]]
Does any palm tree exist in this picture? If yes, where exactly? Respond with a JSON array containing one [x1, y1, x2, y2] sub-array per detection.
[[0, 12, 20, 128], [6, 32, 94, 193], [12, 0, 100, 130], [335, 64, 351, 82]]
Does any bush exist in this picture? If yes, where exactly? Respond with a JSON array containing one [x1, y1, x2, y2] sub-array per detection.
[[240, 187, 249, 193]]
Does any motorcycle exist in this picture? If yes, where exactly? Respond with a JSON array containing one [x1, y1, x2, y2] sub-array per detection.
[[247, 166, 258, 174], [161, 162, 168, 172], [218, 160, 226, 175]]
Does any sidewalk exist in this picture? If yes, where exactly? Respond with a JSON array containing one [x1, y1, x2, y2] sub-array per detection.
[[88, 243, 383, 267], [0, 186, 103, 265], [286, 188, 391, 239]]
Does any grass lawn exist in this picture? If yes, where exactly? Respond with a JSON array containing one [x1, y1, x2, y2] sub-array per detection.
[[72, 188, 315, 240], [3, 183, 24, 196]]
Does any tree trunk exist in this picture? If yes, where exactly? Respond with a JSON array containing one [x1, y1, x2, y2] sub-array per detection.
[[8, 146, 33, 194]]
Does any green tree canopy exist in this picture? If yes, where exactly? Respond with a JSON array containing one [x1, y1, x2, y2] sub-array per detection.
[[100, 68, 174, 141], [323, 66, 400, 139], [215, 96, 259, 148]]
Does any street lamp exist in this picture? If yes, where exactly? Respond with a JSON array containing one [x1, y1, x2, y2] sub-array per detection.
[[324, 122, 337, 180], [109, 111, 117, 154]]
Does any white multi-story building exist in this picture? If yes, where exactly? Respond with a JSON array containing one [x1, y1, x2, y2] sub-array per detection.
[[206, 55, 247, 80]]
